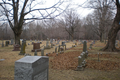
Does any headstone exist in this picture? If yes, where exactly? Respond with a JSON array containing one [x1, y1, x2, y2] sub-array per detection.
[[5, 41, 9, 46], [14, 56, 49, 80], [13, 44, 20, 51], [19, 40, 26, 55], [83, 41, 87, 52], [61, 41, 65, 46], [89, 43, 92, 49], [55, 47, 57, 53], [45, 41, 51, 49], [1, 41, 4, 47], [34, 50, 37, 56], [31, 43, 41, 52], [41, 49, 44, 56], [11, 39, 14, 45], [76, 56, 83, 71]]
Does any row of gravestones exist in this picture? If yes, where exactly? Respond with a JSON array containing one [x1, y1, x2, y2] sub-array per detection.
[[1, 39, 14, 47], [14, 40, 87, 80], [76, 41, 88, 71]]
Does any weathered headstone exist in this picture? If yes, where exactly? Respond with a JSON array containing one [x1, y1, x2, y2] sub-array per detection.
[[76, 56, 83, 71], [5, 41, 9, 46], [13, 44, 20, 51], [19, 40, 26, 55], [55, 47, 57, 53], [45, 40, 51, 49], [41, 49, 44, 56], [31, 43, 41, 52], [89, 43, 92, 49], [83, 41, 87, 52], [34, 50, 37, 56], [1, 41, 4, 47], [14, 56, 49, 80], [11, 39, 14, 45]]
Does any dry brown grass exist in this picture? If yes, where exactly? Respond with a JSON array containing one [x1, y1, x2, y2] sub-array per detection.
[[0, 40, 120, 80]]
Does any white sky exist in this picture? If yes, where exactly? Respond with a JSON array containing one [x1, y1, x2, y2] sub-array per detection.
[[34, 0, 93, 18]]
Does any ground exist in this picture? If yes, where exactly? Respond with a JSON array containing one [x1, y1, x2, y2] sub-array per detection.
[[0, 40, 120, 80]]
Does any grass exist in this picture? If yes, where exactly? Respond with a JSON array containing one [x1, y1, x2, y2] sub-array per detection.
[[0, 40, 120, 80]]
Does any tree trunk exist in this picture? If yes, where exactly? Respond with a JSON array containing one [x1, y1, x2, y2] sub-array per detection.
[[100, 4, 120, 52], [14, 33, 21, 45]]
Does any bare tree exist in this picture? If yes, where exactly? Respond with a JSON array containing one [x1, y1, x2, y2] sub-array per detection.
[[87, 0, 114, 42], [100, 0, 120, 51], [59, 9, 81, 40], [0, 0, 68, 44]]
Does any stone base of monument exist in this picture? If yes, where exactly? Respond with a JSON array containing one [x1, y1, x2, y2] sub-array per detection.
[[13, 44, 20, 51], [45, 45, 51, 49], [75, 66, 84, 71], [31, 49, 41, 52]]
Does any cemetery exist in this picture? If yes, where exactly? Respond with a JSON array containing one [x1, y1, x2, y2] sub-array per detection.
[[0, 40, 120, 80], [0, 0, 120, 80]]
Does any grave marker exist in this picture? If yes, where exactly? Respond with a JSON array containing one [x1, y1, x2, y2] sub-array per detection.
[[14, 56, 49, 80]]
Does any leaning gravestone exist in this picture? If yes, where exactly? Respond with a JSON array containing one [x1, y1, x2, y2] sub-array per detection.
[[14, 56, 49, 80]]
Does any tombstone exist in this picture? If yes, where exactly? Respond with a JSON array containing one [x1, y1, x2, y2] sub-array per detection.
[[80, 52, 86, 67], [11, 39, 14, 45], [1, 41, 4, 47], [31, 43, 41, 52], [51, 43, 53, 48], [89, 43, 93, 49], [56, 40, 59, 44], [55, 47, 57, 53], [14, 56, 49, 80], [50, 39, 53, 43], [76, 56, 83, 71], [61, 41, 65, 46], [13, 44, 20, 51], [58, 45, 60, 52], [5, 41, 9, 46], [41, 49, 44, 56], [83, 41, 87, 52], [45, 41, 51, 49], [19, 40, 26, 55], [34, 50, 37, 56]]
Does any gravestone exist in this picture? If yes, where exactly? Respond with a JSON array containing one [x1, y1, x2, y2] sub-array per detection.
[[83, 41, 87, 52], [14, 56, 49, 80], [76, 56, 83, 71], [89, 43, 93, 49], [1, 41, 4, 47], [45, 40, 51, 49], [41, 49, 44, 56], [55, 47, 57, 53], [19, 40, 26, 55], [5, 41, 9, 46], [34, 50, 37, 56], [31, 43, 41, 52], [11, 39, 14, 45], [13, 44, 20, 51]]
